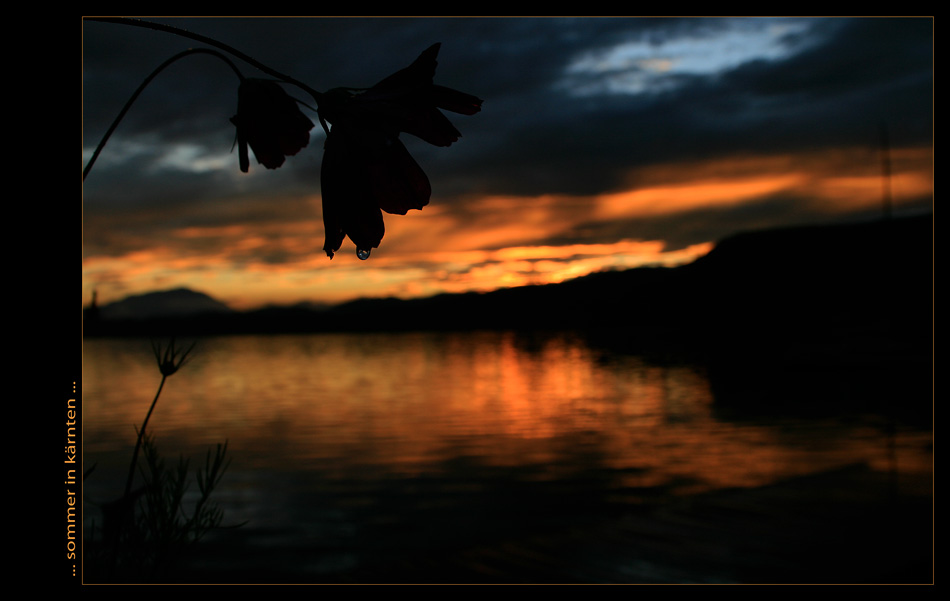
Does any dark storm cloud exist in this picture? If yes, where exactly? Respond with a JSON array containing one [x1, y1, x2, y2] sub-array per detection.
[[454, 17, 932, 199], [705, 19, 933, 148], [83, 17, 932, 256], [83, 18, 730, 198]]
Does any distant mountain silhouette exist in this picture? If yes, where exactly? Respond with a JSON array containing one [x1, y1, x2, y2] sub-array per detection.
[[97, 287, 235, 320], [83, 214, 932, 417], [84, 214, 932, 366]]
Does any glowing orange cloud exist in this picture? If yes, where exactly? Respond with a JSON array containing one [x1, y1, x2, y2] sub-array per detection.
[[603, 148, 932, 221], [596, 174, 805, 221], [83, 145, 931, 310]]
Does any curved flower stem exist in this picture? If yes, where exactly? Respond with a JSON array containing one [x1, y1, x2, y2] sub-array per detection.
[[123, 373, 167, 501], [109, 371, 167, 574], [85, 18, 325, 104], [83, 47, 243, 181]]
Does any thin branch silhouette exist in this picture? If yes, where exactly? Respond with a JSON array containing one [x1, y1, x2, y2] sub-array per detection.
[[84, 18, 324, 103], [83, 48, 243, 181], [83, 18, 482, 258]]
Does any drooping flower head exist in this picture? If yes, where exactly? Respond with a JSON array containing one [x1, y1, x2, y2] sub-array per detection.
[[151, 338, 196, 377], [231, 78, 315, 173], [318, 43, 482, 259]]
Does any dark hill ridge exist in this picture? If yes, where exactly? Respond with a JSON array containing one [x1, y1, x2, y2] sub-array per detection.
[[97, 287, 234, 320], [84, 215, 933, 358], [328, 214, 932, 339]]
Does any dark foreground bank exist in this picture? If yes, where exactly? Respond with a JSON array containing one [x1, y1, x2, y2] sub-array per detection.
[[149, 462, 930, 584]]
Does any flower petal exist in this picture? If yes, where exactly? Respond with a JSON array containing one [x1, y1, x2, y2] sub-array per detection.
[[230, 116, 251, 173], [321, 127, 387, 258], [232, 79, 314, 172], [373, 43, 441, 90], [432, 84, 483, 115], [356, 44, 482, 146], [393, 106, 463, 147], [369, 136, 431, 215], [317, 44, 481, 258]]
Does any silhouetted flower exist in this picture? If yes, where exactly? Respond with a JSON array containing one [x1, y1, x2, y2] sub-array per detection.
[[318, 43, 482, 259], [151, 338, 196, 377], [231, 79, 314, 173]]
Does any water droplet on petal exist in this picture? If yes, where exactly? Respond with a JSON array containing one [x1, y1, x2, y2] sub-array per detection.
[[357, 248, 371, 260]]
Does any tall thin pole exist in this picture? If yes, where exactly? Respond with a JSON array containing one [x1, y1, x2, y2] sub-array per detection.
[[880, 122, 893, 220]]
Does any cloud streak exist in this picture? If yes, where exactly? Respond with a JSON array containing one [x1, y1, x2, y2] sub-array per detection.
[[83, 17, 932, 309]]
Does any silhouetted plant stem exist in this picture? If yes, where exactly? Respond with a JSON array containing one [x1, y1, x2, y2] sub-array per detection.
[[109, 371, 167, 578], [83, 47, 243, 181], [123, 374, 167, 501], [97, 339, 227, 581], [119, 338, 195, 525], [84, 18, 325, 103], [880, 121, 893, 220]]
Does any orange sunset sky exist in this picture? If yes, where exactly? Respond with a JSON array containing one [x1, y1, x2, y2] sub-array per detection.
[[83, 18, 933, 311]]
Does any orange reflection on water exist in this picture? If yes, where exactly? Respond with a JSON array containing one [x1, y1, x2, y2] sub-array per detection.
[[82, 332, 930, 496]]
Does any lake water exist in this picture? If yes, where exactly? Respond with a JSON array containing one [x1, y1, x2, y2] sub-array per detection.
[[80, 331, 933, 583]]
